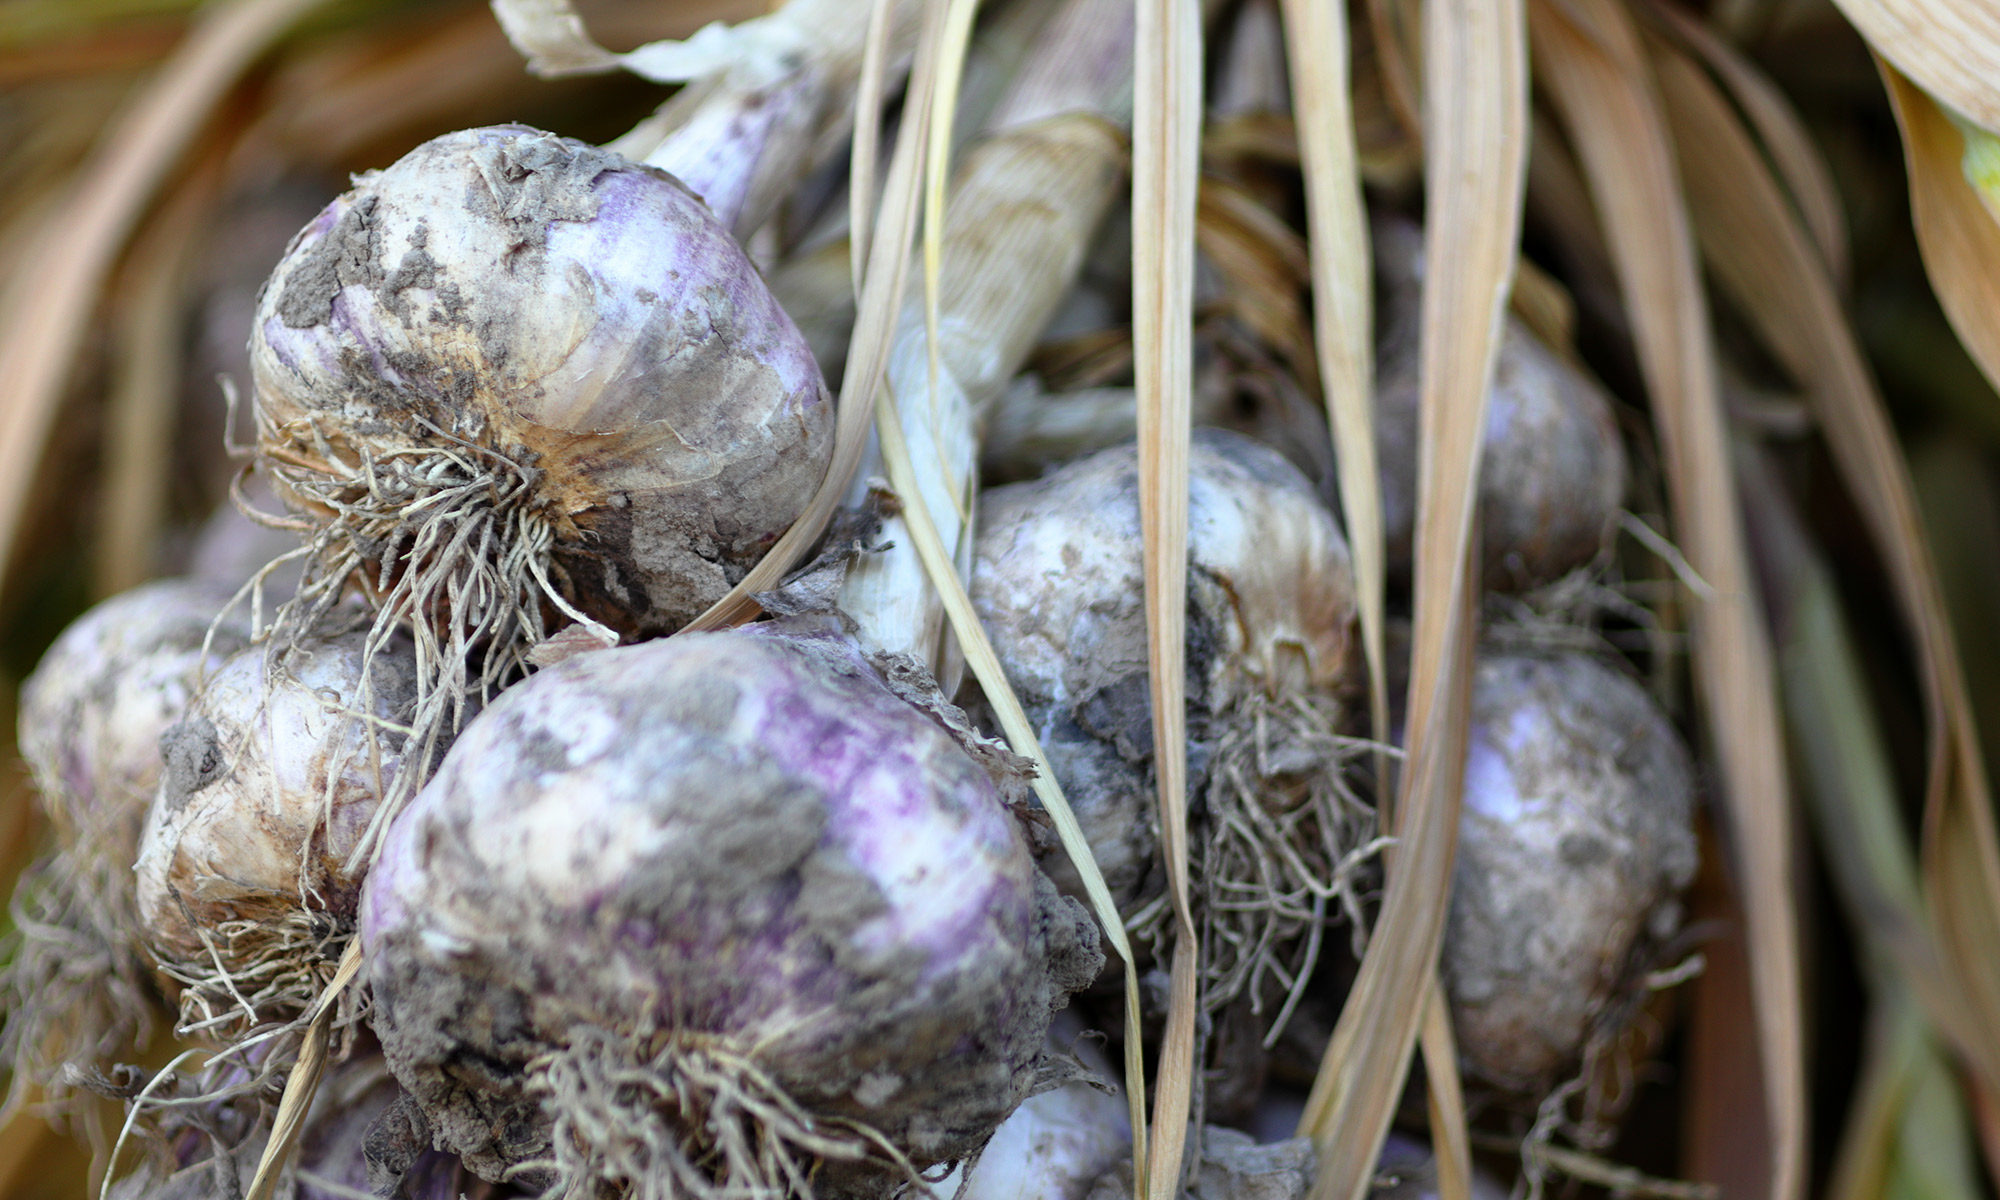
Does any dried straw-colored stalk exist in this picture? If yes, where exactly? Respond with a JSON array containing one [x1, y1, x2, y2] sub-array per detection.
[[1642, 1, 1847, 286], [1277, 0, 1385, 760], [1529, 4, 1805, 1198], [839, 0, 1129, 677], [836, 0, 980, 679], [240, 939, 362, 1200], [1279, 2, 1469, 1192], [1297, 5, 1524, 1200], [1826, 0, 2000, 130], [1132, 0, 1202, 1192], [1881, 65, 2000, 418], [1655, 25, 2000, 1118], [846, 0, 898, 292]]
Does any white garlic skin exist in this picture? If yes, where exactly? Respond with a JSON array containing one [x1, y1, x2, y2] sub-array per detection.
[[970, 429, 1356, 903], [134, 629, 427, 960], [19, 578, 251, 856], [946, 1015, 1130, 1200], [1442, 651, 1698, 1092], [251, 125, 834, 632]]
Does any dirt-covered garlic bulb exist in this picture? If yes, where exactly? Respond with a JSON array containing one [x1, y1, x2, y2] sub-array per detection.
[[3, 579, 251, 1114], [1442, 650, 1698, 1093], [363, 620, 1101, 1199], [1373, 216, 1626, 591], [250, 124, 834, 861], [971, 429, 1362, 1020], [134, 626, 432, 1039]]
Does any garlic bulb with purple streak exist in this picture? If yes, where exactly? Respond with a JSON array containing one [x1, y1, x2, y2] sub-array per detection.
[[362, 620, 1101, 1199]]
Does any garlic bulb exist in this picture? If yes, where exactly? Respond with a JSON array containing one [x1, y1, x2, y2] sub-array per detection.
[[4, 578, 251, 1114], [134, 626, 435, 1039], [971, 429, 1363, 1025], [1443, 650, 1698, 1092], [363, 620, 1099, 1197], [19, 579, 249, 851], [250, 124, 834, 862], [254, 123, 833, 635], [1373, 216, 1627, 590]]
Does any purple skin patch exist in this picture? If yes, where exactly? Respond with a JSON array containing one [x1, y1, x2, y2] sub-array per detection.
[[364, 631, 1029, 990], [731, 625, 1025, 969]]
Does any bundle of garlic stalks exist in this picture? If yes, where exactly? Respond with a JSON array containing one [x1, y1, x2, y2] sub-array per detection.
[[5, 0, 2000, 1198]]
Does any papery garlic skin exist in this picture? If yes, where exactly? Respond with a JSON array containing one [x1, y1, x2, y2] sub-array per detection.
[[20, 579, 250, 851], [944, 1014, 1130, 1200], [251, 124, 833, 636], [134, 627, 434, 1033]]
